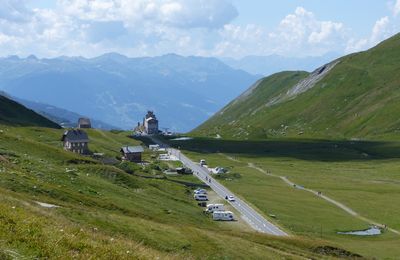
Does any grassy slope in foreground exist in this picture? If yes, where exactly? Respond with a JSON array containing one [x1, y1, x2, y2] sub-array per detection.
[[0, 95, 60, 129], [0, 126, 357, 259], [193, 33, 400, 140]]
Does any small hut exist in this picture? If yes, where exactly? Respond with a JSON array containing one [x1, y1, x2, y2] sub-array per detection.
[[78, 118, 92, 129], [120, 146, 144, 163]]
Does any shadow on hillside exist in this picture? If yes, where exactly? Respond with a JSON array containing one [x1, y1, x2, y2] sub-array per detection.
[[162, 138, 400, 162]]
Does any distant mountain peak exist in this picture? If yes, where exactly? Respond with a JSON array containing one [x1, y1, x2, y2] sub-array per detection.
[[26, 55, 38, 60]]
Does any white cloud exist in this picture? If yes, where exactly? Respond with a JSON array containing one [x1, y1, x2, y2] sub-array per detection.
[[394, 0, 400, 16], [370, 16, 391, 44], [308, 21, 344, 44], [0, 2, 398, 59], [58, 0, 238, 29], [0, 0, 31, 22], [212, 7, 348, 57], [346, 16, 396, 53], [267, 7, 346, 56]]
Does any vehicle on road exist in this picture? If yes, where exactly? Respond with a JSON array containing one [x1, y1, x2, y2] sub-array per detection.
[[227, 196, 235, 202], [194, 194, 208, 201], [212, 211, 234, 221], [205, 204, 224, 213], [200, 159, 206, 166]]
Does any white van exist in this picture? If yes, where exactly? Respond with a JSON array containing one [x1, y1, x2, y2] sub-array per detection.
[[212, 211, 234, 221], [194, 194, 208, 201], [206, 204, 224, 213]]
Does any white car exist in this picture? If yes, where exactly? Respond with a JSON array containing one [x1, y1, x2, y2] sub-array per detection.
[[200, 159, 206, 166], [227, 195, 235, 202], [194, 188, 207, 194], [194, 194, 208, 201]]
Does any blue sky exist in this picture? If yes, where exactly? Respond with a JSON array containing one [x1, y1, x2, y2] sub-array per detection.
[[2, 0, 400, 58], [232, 0, 390, 35]]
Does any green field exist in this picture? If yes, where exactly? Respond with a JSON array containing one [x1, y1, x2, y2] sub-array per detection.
[[164, 136, 400, 259], [0, 125, 361, 259]]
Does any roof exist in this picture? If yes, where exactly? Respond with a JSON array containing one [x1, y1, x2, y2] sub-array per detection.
[[61, 130, 89, 142], [145, 117, 158, 123], [121, 146, 144, 154]]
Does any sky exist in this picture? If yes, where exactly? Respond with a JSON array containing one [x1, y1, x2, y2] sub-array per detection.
[[1, 0, 399, 58]]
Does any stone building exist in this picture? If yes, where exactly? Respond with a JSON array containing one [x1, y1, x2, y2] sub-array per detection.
[[120, 146, 144, 162], [143, 111, 159, 135], [78, 118, 92, 129], [61, 130, 89, 154]]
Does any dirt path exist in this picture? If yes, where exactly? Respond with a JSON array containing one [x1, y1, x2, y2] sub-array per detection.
[[218, 153, 241, 162], [247, 162, 400, 235]]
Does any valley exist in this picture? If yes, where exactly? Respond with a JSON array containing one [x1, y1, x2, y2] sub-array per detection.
[[2, 1, 400, 259], [0, 121, 357, 259], [163, 137, 400, 259]]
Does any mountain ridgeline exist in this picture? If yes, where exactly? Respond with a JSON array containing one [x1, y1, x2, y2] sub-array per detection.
[[0, 54, 258, 132], [194, 33, 400, 140], [0, 94, 60, 128]]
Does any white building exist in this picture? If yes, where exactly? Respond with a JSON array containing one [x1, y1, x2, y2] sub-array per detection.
[[143, 111, 159, 135]]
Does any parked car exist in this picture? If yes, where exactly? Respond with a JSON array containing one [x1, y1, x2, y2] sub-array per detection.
[[212, 211, 234, 221], [200, 159, 206, 166], [176, 167, 193, 174], [214, 167, 227, 174], [194, 188, 207, 194], [227, 195, 235, 202], [194, 194, 208, 201]]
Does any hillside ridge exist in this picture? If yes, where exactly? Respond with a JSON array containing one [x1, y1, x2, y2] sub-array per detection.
[[193, 33, 400, 140], [0, 94, 60, 128]]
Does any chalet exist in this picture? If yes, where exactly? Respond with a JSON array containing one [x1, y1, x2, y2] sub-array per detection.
[[120, 146, 144, 163], [143, 111, 159, 135], [78, 118, 92, 129], [61, 130, 89, 154]]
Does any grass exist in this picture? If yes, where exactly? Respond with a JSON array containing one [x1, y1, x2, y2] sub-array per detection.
[[0, 95, 60, 128], [163, 136, 400, 259], [0, 125, 355, 259], [193, 33, 400, 140]]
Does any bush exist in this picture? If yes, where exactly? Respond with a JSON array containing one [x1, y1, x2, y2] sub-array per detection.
[[215, 172, 242, 180], [117, 161, 141, 174]]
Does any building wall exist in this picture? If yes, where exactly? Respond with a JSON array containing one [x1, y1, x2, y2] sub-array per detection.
[[64, 141, 89, 154], [145, 120, 158, 134], [124, 152, 142, 162], [78, 124, 91, 129]]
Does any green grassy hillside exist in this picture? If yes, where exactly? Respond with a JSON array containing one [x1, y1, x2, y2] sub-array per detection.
[[193, 33, 400, 140], [163, 136, 400, 259], [0, 125, 356, 259], [0, 95, 60, 128]]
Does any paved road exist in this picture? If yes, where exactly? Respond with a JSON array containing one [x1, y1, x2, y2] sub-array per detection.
[[148, 137, 287, 236]]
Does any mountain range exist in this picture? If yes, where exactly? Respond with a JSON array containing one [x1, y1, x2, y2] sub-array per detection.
[[194, 33, 400, 140], [13, 96, 118, 129], [0, 53, 258, 132], [220, 52, 340, 76]]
